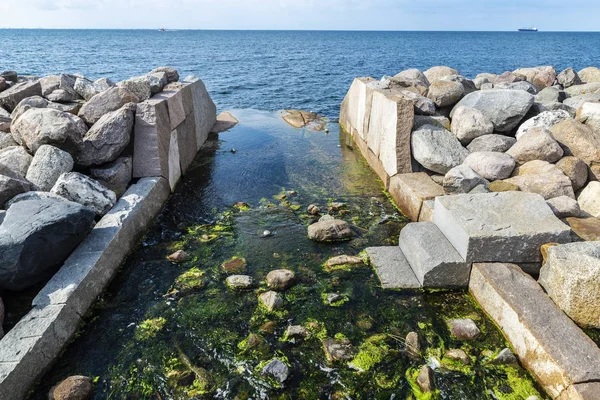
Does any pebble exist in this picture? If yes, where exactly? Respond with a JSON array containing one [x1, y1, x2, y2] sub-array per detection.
[[259, 291, 283, 311], [307, 204, 320, 215], [444, 349, 471, 365], [448, 318, 481, 340], [166, 250, 190, 263]]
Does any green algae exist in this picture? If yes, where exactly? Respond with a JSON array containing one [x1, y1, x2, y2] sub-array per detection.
[[135, 317, 167, 341], [348, 334, 392, 372], [174, 268, 205, 292]]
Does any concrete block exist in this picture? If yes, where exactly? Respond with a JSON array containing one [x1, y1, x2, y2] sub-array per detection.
[[389, 173, 444, 221], [132, 98, 171, 179], [434, 192, 571, 263], [184, 78, 217, 150], [168, 130, 182, 191], [339, 77, 380, 141], [418, 199, 435, 222], [175, 113, 198, 174], [399, 222, 471, 288], [469, 262, 600, 398], [558, 382, 600, 400], [366, 246, 421, 289], [153, 82, 193, 130]]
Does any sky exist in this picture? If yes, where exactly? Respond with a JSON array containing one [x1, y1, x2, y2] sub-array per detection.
[[0, 0, 599, 31]]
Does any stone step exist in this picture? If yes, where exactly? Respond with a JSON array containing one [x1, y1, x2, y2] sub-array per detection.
[[365, 246, 421, 289], [433, 192, 571, 263], [399, 222, 471, 288]]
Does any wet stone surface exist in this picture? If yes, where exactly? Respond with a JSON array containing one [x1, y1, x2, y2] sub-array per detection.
[[32, 110, 547, 399]]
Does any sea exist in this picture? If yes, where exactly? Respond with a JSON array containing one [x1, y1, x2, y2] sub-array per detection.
[[1, 30, 599, 118]]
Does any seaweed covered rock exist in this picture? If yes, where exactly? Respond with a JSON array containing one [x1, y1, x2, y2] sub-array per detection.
[[308, 219, 353, 242], [0, 198, 95, 291], [266, 269, 296, 290]]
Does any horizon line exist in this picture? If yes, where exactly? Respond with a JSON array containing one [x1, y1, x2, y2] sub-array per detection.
[[0, 28, 599, 33]]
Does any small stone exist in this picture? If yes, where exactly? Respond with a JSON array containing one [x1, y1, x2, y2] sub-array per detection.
[[261, 359, 289, 384], [233, 201, 250, 209], [262, 230, 272, 237], [322, 337, 355, 362], [491, 348, 518, 365], [259, 291, 284, 312], [307, 219, 353, 242], [225, 275, 253, 290], [329, 201, 345, 211], [546, 196, 581, 218], [167, 250, 190, 263], [416, 365, 436, 393], [265, 269, 296, 290], [325, 293, 345, 305], [444, 349, 471, 365], [307, 204, 320, 215], [220, 257, 247, 273], [448, 318, 481, 340], [49, 375, 93, 400], [285, 325, 310, 340], [324, 255, 364, 272], [488, 180, 520, 193], [405, 331, 421, 359]]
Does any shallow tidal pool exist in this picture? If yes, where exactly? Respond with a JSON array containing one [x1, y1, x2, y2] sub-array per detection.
[[33, 110, 546, 399]]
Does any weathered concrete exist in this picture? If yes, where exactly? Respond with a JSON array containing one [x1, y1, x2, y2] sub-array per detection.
[[433, 192, 571, 262], [340, 77, 382, 141], [469, 262, 600, 399], [183, 77, 217, 150], [399, 222, 471, 288], [388, 173, 444, 221], [132, 98, 171, 181], [366, 246, 421, 289]]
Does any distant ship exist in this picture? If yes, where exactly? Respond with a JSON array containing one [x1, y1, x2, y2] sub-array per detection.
[[159, 28, 165, 32], [518, 27, 538, 32]]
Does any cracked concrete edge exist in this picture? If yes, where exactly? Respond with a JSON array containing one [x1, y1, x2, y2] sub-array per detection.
[[0, 176, 171, 400]]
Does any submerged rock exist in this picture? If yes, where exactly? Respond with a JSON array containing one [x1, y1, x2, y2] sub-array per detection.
[[324, 255, 364, 272], [220, 257, 247, 273], [307, 204, 320, 215], [259, 291, 283, 312], [448, 318, 481, 340], [49, 375, 93, 400], [322, 337, 355, 362], [266, 269, 296, 291], [211, 111, 239, 133], [282, 110, 327, 130], [226, 275, 253, 290], [167, 250, 190, 263], [261, 359, 290, 384], [307, 219, 353, 242], [417, 365, 436, 393]]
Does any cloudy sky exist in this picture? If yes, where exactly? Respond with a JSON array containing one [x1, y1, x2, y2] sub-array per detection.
[[0, 0, 598, 30]]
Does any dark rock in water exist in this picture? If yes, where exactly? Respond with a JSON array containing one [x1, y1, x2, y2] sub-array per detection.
[[0, 198, 95, 291], [417, 365, 436, 393], [261, 359, 290, 384], [307, 219, 353, 242], [220, 256, 247, 273], [265, 269, 296, 291], [167, 250, 189, 263], [491, 348, 519, 365], [322, 337, 355, 362], [49, 375, 93, 400], [448, 318, 481, 340]]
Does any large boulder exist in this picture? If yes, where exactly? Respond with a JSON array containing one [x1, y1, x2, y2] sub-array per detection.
[[11, 95, 50, 121], [515, 110, 571, 140], [494, 81, 538, 94], [495, 71, 523, 84], [423, 66, 458, 83], [50, 172, 117, 216], [576, 102, 600, 133], [578, 67, 600, 83], [578, 181, 600, 217], [565, 82, 600, 97], [557, 67, 582, 88], [396, 90, 436, 115], [443, 164, 488, 194], [89, 156, 132, 197], [78, 86, 139, 126], [0, 146, 32, 178], [426, 80, 465, 107], [546, 196, 581, 218], [505, 160, 575, 199], [463, 152, 515, 181], [382, 76, 428, 96], [451, 90, 534, 132], [412, 124, 468, 174], [58, 73, 81, 100], [307, 219, 353, 242], [0, 132, 18, 149], [0, 80, 42, 112], [93, 77, 115, 92], [39, 75, 60, 96], [0, 198, 95, 291], [556, 156, 588, 192], [467, 134, 516, 153], [535, 87, 567, 104], [450, 106, 494, 144], [539, 242, 600, 328], [6, 191, 66, 209], [117, 75, 162, 102], [0, 167, 32, 208], [563, 93, 600, 110], [0, 107, 11, 133], [76, 103, 135, 166], [550, 119, 600, 166], [73, 76, 99, 101], [25, 144, 74, 191], [10, 108, 87, 155], [507, 127, 564, 164], [151, 67, 180, 84]]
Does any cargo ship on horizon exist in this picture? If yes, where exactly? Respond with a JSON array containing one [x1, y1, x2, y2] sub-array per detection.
[[518, 27, 539, 32]]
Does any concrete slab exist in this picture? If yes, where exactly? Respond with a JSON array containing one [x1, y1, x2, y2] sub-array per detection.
[[388, 173, 444, 222], [132, 98, 171, 179], [469, 262, 600, 399], [434, 192, 571, 262], [339, 77, 379, 141], [366, 246, 421, 289], [399, 222, 471, 288], [168, 130, 182, 191], [418, 199, 435, 222], [174, 113, 198, 175], [184, 78, 217, 150]]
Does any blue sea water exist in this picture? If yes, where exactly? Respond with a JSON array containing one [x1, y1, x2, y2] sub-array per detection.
[[1, 29, 600, 118]]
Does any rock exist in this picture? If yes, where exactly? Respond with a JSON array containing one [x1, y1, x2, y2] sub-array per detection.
[[0, 146, 32, 178], [225, 275, 253, 290], [467, 134, 516, 153], [388, 172, 444, 221], [411, 124, 468, 174], [10, 95, 51, 121], [259, 291, 284, 312], [73, 77, 99, 101], [491, 348, 518, 365], [443, 164, 488, 194], [1, 71, 17, 83], [405, 331, 420, 358], [0, 198, 94, 290], [117, 76, 154, 101], [25, 144, 73, 191], [488, 180, 520, 192], [382, 76, 428, 96], [564, 93, 600, 110], [57, 74, 80, 99], [265, 269, 296, 290], [539, 242, 600, 328], [448, 318, 480, 340], [167, 250, 189, 263], [0, 132, 17, 150], [151, 67, 180, 84], [285, 325, 310, 340], [566, 217, 600, 241], [78, 86, 139, 126], [325, 293, 345, 305], [469, 184, 490, 194], [210, 111, 239, 133], [494, 81, 538, 94], [5, 191, 65, 209], [557, 68, 582, 88], [413, 115, 450, 130], [576, 101, 600, 132], [93, 77, 115, 92], [261, 359, 289, 384], [324, 255, 364, 272], [49, 375, 93, 400], [506, 160, 575, 200], [282, 110, 325, 129], [546, 196, 581, 218], [307, 219, 353, 242], [396, 89, 436, 115], [473, 76, 490, 90], [450, 106, 494, 145], [451, 90, 534, 132], [555, 156, 588, 192], [476, 72, 498, 83], [51, 172, 117, 216], [426, 80, 465, 107], [445, 349, 471, 365], [507, 127, 564, 164], [550, 119, 600, 166], [565, 82, 600, 97], [495, 71, 524, 85], [76, 103, 135, 166], [463, 151, 515, 181], [0, 166, 32, 207], [535, 86, 567, 104], [0, 80, 42, 112], [0, 296, 3, 339], [322, 337, 355, 362], [423, 66, 458, 82], [39, 75, 60, 96], [46, 88, 80, 103], [11, 108, 87, 155], [578, 181, 600, 217], [515, 110, 571, 140], [146, 72, 168, 95], [395, 68, 430, 85], [416, 365, 435, 393], [578, 67, 600, 83], [89, 157, 132, 197], [307, 204, 320, 215], [0, 107, 11, 133]]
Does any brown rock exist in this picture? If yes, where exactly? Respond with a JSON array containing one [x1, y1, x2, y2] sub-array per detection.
[[388, 172, 444, 222], [416, 365, 436, 393], [259, 321, 277, 334], [489, 180, 520, 193], [211, 111, 239, 133], [566, 217, 600, 241], [167, 250, 190, 263], [405, 331, 421, 359], [265, 269, 296, 290], [550, 119, 600, 166], [324, 255, 364, 272], [444, 349, 471, 365], [322, 338, 355, 362], [556, 156, 589, 192], [307, 219, 353, 242], [49, 376, 92, 400], [448, 318, 481, 340], [221, 257, 247, 273], [307, 204, 320, 215], [282, 110, 325, 130]]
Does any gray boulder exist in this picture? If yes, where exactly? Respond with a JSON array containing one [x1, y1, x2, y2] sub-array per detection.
[[39, 75, 61, 96], [117, 76, 155, 101], [451, 90, 534, 132], [395, 68, 429, 85], [74, 77, 99, 101], [450, 106, 494, 144], [427, 80, 465, 107], [397, 90, 436, 115], [535, 87, 567, 104], [578, 67, 600, 83], [494, 81, 538, 94], [58, 74, 81, 99], [51, 172, 117, 216], [556, 156, 588, 192], [443, 164, 488, 194], [146, 72, 168, 94], [507, 127, 564, 164], [0, 198, 95, 291], [0, 167, 32, 208], [506, 160, 575, 200], [464, 151, 516, 181], [25, 144, 74, 191], [151, 67, 180, 84], [564, 82, 600, 97], [76, 103, 135, 166], [261, 359, 289, 384], [46, 88, 80, 103], [546, 196, 581, 218], [308, 219, 353, 242], [0, 107, 10, 133], [5, 191, 66, 209], [467, 134, 516, 153], [541, 102, 576, 117], [89, 156, 132, 197], [412, 124, 469, 174], [473, 76, 490, 90], [0, 80, 42, 112], [0, 146, 32, 178], [515, 110, 571, 140], [423, 66, 458, 83], [563, 93, 600, 110], [0, 132, 18, 149], [93, 77, 115, 92], [11, 95, 50, 121], [11, 108, 87, 155], [557, 68, 581, 88], [78, 86, 140, 126]]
